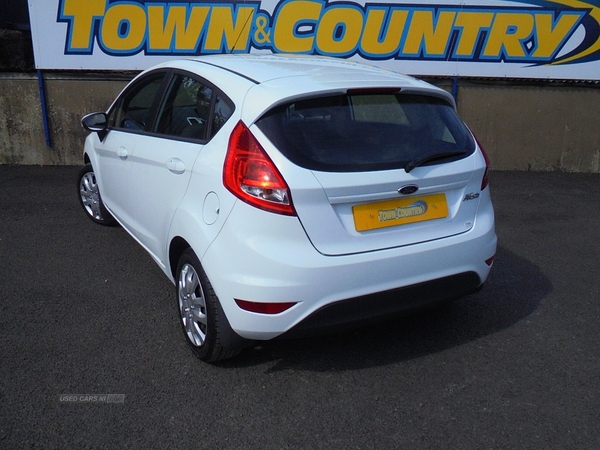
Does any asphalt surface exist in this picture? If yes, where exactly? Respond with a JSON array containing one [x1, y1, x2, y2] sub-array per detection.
[[0, 165, 599, 449]]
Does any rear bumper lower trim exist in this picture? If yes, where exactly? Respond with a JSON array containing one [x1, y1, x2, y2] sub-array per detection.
[[278, 271, 482, 339]]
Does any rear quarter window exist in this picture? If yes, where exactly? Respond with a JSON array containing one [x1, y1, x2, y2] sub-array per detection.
[[256, 92, 475, 172]]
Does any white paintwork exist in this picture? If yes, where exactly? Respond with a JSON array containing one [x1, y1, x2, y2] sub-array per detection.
[[83, 54, 497, 341]]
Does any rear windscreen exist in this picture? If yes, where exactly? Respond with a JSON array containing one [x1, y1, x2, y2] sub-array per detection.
[[256, 92, 475, 172]]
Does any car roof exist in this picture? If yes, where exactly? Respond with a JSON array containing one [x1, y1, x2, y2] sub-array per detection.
[[188, 53, 410, 83], [149, 54, 456, 122]]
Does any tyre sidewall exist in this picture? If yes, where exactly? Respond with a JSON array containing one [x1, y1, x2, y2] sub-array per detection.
[[175, 249, 221, 362]]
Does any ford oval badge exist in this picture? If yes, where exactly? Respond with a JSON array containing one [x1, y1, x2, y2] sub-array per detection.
[[398, 185, 419, 195]]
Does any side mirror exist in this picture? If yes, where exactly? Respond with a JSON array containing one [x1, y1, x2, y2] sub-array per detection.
[[82, 112, 108, 141]]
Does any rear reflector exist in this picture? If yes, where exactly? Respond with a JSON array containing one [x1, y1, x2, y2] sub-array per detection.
[[485, 256, 494, 266], [235, 299, 297, 314]]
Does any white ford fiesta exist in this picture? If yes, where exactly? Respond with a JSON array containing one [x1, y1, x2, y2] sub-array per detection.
[[78, 54, 496, 362]]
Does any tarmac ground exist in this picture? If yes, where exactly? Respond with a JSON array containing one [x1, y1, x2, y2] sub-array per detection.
[[0, 165, 599, 449]]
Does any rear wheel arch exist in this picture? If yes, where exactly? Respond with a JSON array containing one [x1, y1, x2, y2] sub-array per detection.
[[169, 236, 191, 280]]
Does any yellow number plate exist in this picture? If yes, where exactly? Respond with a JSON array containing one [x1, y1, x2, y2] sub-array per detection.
[[352, 193, 448, 232]]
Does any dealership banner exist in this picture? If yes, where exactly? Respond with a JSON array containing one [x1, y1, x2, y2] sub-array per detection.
[[28, 0, 600, 79]]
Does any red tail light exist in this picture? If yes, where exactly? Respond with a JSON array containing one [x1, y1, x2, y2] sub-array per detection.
[[235, 299, 297, 314], [475, 136, 491, 190], [224, 121, 296, 216]]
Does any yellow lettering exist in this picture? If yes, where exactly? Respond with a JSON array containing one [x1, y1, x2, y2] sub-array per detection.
[[532, 12, 581, 58], [273, 1, 322, 53], [454, 12, 494, 57], [316, 7, 363, 55], [204, 6, 254, 52], [361, 9, 408, 56], [147, 5, 209, 51], [101, 4, 146, 52], [483, 13, 534, 58], [62, 0, 107, 50], [402, 10, 456, 56]]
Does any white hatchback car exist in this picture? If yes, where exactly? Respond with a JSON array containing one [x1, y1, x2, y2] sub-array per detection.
[[78, 54, 496, 362]]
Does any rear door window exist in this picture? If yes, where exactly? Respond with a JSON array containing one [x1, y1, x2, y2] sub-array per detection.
[[154, 74, 213, 140], [256, 92, 475, 172], [152, 72, 235, 142]]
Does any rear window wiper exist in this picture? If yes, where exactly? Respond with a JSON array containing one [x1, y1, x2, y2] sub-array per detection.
[[405, 150, 467, 173]]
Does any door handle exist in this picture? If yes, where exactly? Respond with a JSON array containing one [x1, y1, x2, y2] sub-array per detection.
[[166, 158, 186, 174], [117, 146, 128, 159]]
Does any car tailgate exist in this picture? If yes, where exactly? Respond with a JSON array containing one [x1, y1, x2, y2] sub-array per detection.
[[290, 155, 485, 256]]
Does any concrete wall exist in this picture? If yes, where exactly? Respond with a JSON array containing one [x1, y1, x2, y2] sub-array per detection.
[[1, 72, 599, 172], [456, 82, 600, 172], [0, 73, 129, 165]]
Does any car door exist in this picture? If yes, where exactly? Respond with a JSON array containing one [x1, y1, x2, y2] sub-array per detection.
[[124, 72, 216, 266], [96, 71, 167, 225]]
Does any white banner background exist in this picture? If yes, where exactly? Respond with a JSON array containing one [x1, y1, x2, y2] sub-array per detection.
[[28, 0, 600, 79]]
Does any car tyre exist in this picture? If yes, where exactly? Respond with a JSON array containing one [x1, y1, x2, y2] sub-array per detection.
[[176, 249, 241, 362], [77, 163, 117, 226]]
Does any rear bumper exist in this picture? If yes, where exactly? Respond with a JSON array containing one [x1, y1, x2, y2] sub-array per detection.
[[278, 271, 481, 339], [199, 198, 496, 342]]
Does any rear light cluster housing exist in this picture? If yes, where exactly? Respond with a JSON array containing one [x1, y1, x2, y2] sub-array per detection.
[[475, 136, 491, 191], [223, 121, 296, 216]]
